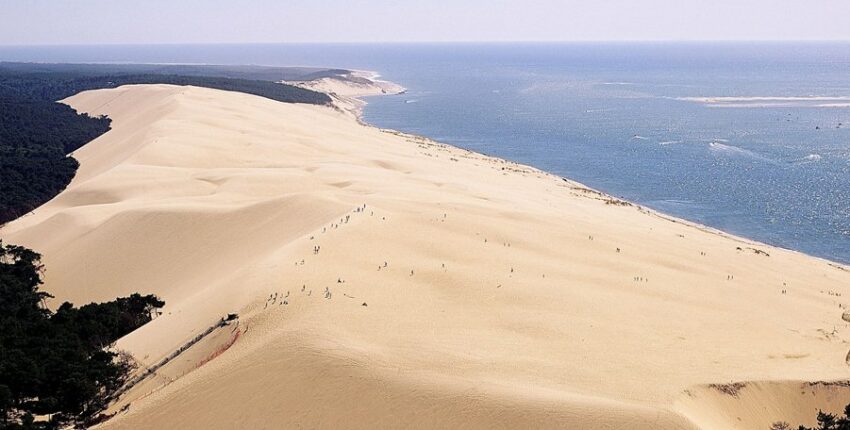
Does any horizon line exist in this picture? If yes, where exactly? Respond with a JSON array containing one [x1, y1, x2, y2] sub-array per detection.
[[3, 39, 850, 48]]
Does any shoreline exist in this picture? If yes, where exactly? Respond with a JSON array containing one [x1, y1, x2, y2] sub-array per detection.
[[283, 69, 406, 121], [4, 82, 850, 429], [313, 71, 850, 271]]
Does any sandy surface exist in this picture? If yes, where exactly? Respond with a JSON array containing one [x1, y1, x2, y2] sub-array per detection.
[[3, 83, 850, 429], [286, 70, 405, 118]]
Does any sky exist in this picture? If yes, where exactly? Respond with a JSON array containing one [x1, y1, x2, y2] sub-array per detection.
[[2, 0, 850, 45]]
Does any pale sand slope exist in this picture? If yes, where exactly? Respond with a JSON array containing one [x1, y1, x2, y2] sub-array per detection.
[[4, 84, 850, 429], [286, 70, 406, 118], [289, 70, 406, 98]]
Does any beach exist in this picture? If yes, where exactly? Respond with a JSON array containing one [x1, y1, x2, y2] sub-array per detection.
[[3, 80, 850, 429]]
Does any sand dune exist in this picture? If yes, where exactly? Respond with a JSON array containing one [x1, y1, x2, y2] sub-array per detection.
[[3, 83, 850, 429], [286, 70, 405, 118]]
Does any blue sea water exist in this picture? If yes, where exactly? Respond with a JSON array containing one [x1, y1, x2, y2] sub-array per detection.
[[2, 43, 849, 263]]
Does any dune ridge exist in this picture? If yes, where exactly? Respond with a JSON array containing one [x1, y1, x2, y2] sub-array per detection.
[[3, 82, 850, 429]]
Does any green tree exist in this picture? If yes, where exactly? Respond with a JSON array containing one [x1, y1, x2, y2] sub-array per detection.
[[789, 403, 850, 430], [0, 241, 163, 429]]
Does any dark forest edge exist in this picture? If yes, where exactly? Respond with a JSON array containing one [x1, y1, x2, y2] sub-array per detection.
[[0, 62, 338, 226], [0, 241, 165, 429], [771, 403, 850, 429]]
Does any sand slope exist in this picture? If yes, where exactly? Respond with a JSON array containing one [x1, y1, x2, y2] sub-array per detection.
[[4, 84, 850, 429], [286, 70, 405, 118]]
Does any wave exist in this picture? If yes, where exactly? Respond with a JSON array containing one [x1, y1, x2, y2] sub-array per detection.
[[708, 141, 744, 153], [659, 140, 683, 145], [404, 99, 418, 104], [519, 82, 580, 94], [790, 153, 823, 164], [630, 135, 650, 141], [708, 142, 778, 164], [651, 198, 698, 206]]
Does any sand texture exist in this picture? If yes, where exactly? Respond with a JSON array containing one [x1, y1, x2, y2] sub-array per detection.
[[3, 83, 850, 429]]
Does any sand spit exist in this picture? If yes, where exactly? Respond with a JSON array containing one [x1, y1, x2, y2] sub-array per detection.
[[3, 83, 850, 429], [285, 70, 406, 118], [675, 95, 850, 108]]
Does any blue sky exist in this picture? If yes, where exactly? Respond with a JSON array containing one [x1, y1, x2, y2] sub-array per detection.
[[2, 0, 850, 44]]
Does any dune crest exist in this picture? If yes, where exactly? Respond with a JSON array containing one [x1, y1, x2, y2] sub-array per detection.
[[3, 84, 850, 429]]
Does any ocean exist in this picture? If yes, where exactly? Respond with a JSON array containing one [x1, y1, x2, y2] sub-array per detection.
[[2, 42, 849, 263]]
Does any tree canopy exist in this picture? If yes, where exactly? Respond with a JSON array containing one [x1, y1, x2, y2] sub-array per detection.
[[0, 62, 332, 226], [0, 241, 164, 429]]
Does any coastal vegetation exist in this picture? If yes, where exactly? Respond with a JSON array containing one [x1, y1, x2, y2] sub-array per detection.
[[772, 403, 850, 429], [0, 63, 333, 225], [3, 75, 850, 430], [0, 241, 164, 429], [0, 96, 110, 225], [0, 62, 350, 85]]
